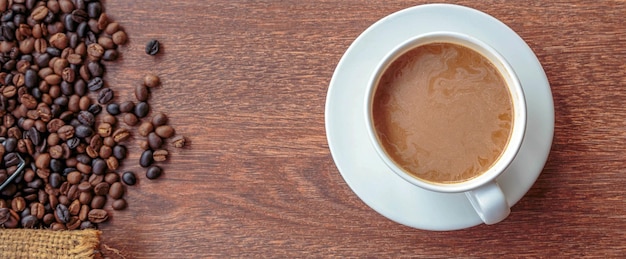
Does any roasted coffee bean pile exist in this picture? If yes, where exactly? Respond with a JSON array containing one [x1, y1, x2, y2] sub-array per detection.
[[0, 0, 185, 230]]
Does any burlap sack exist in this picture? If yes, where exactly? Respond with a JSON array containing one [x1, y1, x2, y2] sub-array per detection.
[[0, 229, 101, 259]]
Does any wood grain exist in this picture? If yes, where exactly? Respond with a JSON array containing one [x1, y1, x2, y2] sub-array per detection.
[[96, 0, 626, 257]]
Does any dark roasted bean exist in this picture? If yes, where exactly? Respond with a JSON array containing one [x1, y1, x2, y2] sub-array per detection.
[[97, 88, 113, 104], [121, 171, 136, 186], [112, 145, 126, 160], [55, 204, 70, 223], [146, 165, 162, 180], [139, 150, 153, 168], [88, 103, 102, 115], [134, 101, 149, 118], [145, 39, 159, 55], [77, 110, 95, 126], [87, 77, 103, 91], [106, 103, 120, 115], [147, 132, 162, 150]]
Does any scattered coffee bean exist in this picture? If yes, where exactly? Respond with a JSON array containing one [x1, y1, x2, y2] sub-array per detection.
[[112, 199, 127, 210], [146, 166, 162, 180], [151, 112, 168, 126], [112, 145, 127, 160], [155, 125, 175, 139], [135, 84, 149, 102], [138, 121, 154, 137], [87, 209, 108, 223], [122, 171, 137, 186], [172, 135, 187, 148], [145, 39, 160, 55], [109, 182, 124, 199], [140, 150, 153, 168], [106, 103, 120, 115], [147, 132, 162, 150], [153, 150, 168, 162], [144, 74, 160, 88], [123, 113, 138, 126], [134, 101, 149, 118], [119, 101, 135, 113]]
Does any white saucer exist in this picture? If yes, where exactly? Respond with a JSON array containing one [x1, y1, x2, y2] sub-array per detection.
[[325, 4, 554, 231]]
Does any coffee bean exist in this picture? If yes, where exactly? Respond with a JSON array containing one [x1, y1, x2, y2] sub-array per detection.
[[104, 172, 120, 184], [151, 112, 167, 126], [90, 195, 106, 209], [112, 31, 127, 45], [28, 127, 41, 145], [143, 74, 160, 88], [92, 158, 106, 175], [112, 199, 127, 210], [88, 104, 102, 115], [105, 22, 120, 35], [112, 145, 127, 160], [139, 150, 153, 168], [71, 9, 88, 23], [68, 200, 81, 216], [24, 69, 37, 88], [87, 209, 108, 223], [112, 128, 130, 143], [155, 125, 175, 139], [93, 182, 109, 196], [30, 202, 45, 220], [122, 171, 136, 185], [55, 204, 70, 223], [78, 191, 92, 205], [99, 145, 111, 159], [77, 110, 95, 126], [109, 182, 124, 199], [80, 221, 95, 229], [87, 77, 104, 91], [97, 122, 112, 137], [66, 137, 80, 149], [117, 101, 134, 113], [97, 88, 113, 104], [147, 132, 162, 149], [123, 113, 138, 126], [0, 208, 10, 225], [67, 171, 82, 185], [153, 149, 168, 162], [49, 173, 62, 188], [138, 121, 154, 137], [145, 39, 159, 55], [21, 215, 37, 228], [106, 103, 120, 115], [146, 166, 162, 180], [77, 181, 92, 192], [11, 197, 26, 212], [102, 49, 118, 61], [134, 84, 149, 101], [87, 2, 102, 18], [102, 114, 117, 125], [74, 124, 93, 138]]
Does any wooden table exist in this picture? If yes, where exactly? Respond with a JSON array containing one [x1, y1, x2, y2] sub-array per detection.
[[99, 0, 626, 257]]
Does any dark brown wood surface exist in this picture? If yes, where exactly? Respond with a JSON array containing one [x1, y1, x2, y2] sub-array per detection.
[[97, 0, 626, 257]]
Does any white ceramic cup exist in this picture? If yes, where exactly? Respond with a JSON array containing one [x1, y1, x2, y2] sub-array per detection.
[[364, 31, 526, 225]]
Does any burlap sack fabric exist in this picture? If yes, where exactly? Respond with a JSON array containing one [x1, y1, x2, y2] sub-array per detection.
[[0, 229, 101, 258]]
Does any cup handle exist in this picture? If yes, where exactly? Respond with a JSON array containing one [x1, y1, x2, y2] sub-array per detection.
[[465, 181, 510, 225]]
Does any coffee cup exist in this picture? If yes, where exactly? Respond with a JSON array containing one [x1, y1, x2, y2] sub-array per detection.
[[364, 31, 526, 225]]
